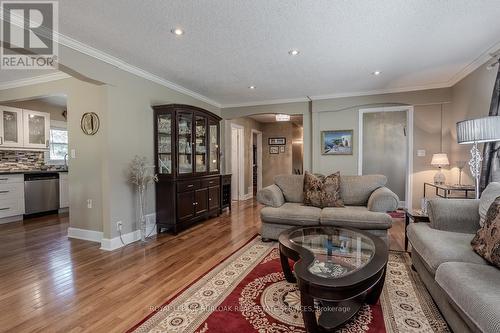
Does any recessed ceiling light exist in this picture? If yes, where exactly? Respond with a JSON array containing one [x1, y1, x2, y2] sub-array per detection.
[[171, 28, 184, 36], [248, 85, 256, 90], [372, 70, 381, 76], [288, 49, 300, 56]]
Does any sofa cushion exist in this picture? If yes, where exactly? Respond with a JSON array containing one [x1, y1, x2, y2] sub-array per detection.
[[340, 175, 387, 206], [260, 203, 321, 226], [435, 262, 500, 333], [303, 171, 344, 208], [407, 223, 487, 275], [274, 174, 304, 203], [320, 206, 392, 230], [472, 195, 500, 268], [479, 182, 500, 226]]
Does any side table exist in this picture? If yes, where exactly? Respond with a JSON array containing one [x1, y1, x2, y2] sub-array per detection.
[[403, 208, 430, 252]]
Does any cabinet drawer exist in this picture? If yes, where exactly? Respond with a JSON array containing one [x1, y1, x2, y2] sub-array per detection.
[[0, 183, 23, 200], [0, 174, 24, 184], [177, 180, 201, 192], [0, 199, 24, 218], [201, 177, 220, 188]]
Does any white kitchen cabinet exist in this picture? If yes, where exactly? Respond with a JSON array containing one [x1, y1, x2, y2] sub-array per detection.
[[0, 106, 24, 148], [59, 172, 69, 208], [0, 174, 25, 220], [22, 109, 50, 150]]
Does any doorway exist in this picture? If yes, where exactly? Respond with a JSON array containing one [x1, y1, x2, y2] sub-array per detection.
[[231, 124, 244, 201], [251, 129, 262, 196], [359, 106, 413, 209]]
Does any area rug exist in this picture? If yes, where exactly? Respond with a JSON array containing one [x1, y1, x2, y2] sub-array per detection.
[[128, 237, 450, 333]]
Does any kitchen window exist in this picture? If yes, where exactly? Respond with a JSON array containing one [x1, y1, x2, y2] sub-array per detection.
[[49, 128, 68, 161]]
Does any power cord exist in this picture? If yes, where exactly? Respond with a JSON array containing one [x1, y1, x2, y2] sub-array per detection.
[[118, 222, 158, 247]]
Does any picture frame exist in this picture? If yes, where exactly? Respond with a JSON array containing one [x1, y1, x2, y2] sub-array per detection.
[[269, 146, 279, 154], [268, 137, 286, 145], [321, 130, 353, 155], [279, 146, 285, 153]]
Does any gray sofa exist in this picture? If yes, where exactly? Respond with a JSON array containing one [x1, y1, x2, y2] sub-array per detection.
[[408, 198, 500, 333], [257, 174, 399, 242]]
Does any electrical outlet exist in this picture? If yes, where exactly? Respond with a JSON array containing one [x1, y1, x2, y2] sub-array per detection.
[[116, 221, 122, 231], [87, 199, 92, 209], [71, 149, 76, 159]]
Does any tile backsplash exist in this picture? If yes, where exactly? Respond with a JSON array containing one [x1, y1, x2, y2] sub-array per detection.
[[0, 151, 46, 171]]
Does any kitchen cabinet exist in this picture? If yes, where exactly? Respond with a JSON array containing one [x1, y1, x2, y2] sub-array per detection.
[[153, 104, 222, 234], [23, 109, 50, 149], [0, 106, 24, 148], [59, 172, 69, 208], [0, 174, 25, 220], [0, 106, 50, 150]]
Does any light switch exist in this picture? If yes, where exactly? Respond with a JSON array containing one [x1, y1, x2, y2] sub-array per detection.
[[417, 149, 426, 157], [71, 149, 76, 158]]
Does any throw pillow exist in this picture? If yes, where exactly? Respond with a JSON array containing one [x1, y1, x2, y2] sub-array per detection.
[[471, 195, 500, 268], [479, 182, 500, 227], [303, 171, 344, 208]]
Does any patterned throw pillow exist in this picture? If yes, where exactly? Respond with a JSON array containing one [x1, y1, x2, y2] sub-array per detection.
[[303, 171, 344, 208], [471, 195, 500, 268]]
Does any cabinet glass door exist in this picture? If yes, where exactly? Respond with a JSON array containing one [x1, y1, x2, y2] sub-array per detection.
[[178, 113, 193, 174], [195, 116, 207, 173], [208, 121, 219, 172], [157, 113, 172, 175], [23, 110, 49, 149], [0, 107, 23, 147]]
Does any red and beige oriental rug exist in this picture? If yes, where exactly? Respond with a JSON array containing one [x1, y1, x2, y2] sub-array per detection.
[[129, 237, 449, 333]]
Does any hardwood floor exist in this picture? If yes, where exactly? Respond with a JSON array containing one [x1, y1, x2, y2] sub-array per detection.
[[0, 200, 404, 333]]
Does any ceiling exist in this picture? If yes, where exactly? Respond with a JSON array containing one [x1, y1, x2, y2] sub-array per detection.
[[248, 114, 303, 125], [3, 1, 500, 107]]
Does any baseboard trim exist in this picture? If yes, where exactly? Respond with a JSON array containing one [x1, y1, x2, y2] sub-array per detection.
[[100, 213, 157, 251], [67, 227, 103, 243]]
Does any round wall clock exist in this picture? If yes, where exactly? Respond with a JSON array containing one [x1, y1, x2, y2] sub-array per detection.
[[81, 112, 100, 135]]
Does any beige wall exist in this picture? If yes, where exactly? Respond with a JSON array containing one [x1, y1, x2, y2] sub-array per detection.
[[262, 122, 294, 187], [0, 78, 106, 233], [225, 117, 263, 197], [0, 44, 221, 240]]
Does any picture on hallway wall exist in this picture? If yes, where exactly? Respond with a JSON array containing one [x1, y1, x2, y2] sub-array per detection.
[[269, 146, 279, 154], [321, 130, 353, 155], [268, 137, 286, 145]]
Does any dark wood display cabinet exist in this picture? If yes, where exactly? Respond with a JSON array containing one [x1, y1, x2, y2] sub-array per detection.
[[153, 104, 222, 234]]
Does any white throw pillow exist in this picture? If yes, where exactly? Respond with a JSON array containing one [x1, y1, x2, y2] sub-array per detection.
[[479, 182, 500, 226]]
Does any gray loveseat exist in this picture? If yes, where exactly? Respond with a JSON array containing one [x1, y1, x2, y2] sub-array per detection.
[[408, 196, 500, 333], [257, 174, 399, 242]]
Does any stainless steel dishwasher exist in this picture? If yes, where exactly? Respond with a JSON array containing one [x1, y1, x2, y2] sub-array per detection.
[[24, 173, 60, 215]]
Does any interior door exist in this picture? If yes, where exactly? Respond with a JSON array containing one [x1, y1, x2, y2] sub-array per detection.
[[362, 111, 407, 202], [0, 106, 23, 147], [195, 188, 208, 215]]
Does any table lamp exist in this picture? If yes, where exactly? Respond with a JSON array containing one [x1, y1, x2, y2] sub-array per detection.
[[456, 116, 500, 199], [431, 153, 449, 184]]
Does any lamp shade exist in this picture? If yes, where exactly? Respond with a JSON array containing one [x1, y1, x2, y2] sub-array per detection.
[[431, 153, 450, 167], [456, 116, 500, 144]]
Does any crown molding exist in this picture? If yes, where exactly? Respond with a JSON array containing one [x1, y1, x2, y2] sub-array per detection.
[[2, 10, 221, 108], [222, 97, 309, 108], [0, 72, 71, 90], [56, 33, 222, 108]]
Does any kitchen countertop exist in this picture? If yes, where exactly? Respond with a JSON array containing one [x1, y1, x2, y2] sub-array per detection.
[[0, 169, 68, 175]]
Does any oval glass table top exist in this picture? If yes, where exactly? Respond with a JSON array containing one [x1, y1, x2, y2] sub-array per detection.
[[289, 227, 375, 279]]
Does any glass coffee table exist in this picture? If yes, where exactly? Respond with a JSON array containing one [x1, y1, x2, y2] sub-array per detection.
[[278, 226, 388, 332]]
